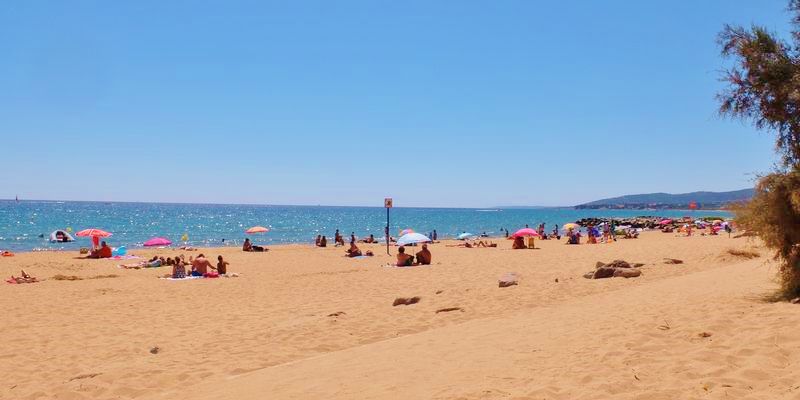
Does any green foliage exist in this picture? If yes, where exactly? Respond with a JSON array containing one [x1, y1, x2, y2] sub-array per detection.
[[732, 170, 800, 297], [719, 1, 800, 298], [718, 17, 800, 167]]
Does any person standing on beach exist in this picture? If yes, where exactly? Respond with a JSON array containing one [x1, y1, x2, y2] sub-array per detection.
[[350, 232, 356, 244], [433, 230, 437, 241]]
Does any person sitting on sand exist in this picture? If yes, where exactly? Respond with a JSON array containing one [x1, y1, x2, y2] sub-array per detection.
[[319, 236, 328, 247], [566, 229, 580, 245], [396, 246, 415, 266], [512, 236, 526, 249], [191, 254, 214, 276], [215, 255, 229, 275], [88, 241, 113, 258], [172, 258, 186, 279], [345, 242, 362, 257], [315, 235, 322, 246], [360, 234, 376, 244], [243, 238, 267, 252], [416, 244, 432, 265]]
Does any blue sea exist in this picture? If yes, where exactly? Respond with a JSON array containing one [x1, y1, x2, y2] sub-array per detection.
[[0, 200, 732, 252]]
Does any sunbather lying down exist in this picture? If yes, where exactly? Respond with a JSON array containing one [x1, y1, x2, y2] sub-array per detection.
[[8, 269, 37, 284]]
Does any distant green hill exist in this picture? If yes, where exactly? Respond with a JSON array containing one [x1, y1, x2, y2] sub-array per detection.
[[575, 189, 754, 209]]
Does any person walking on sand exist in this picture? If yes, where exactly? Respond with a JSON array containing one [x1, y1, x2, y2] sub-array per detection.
[[433, 230, 438, 241]]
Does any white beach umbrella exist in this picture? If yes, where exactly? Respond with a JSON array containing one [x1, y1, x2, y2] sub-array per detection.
[[397, 232, 431, 246]]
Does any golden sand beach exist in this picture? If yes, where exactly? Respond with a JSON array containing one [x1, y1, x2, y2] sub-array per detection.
[[2, 232, 797, 400]]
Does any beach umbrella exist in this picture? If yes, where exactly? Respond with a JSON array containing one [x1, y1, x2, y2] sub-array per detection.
[[245, 226, 269, 234], [457, 232, 476, 240], [563, 223, 579, 231], [76, 228, 111, 249], [143, 237, 172, 247], [399, 228, 414, 236], [512, 228, 540, 237], [75, 228, 112, 238], [396, 232, 431, 246], [659, 219, 673, 225]]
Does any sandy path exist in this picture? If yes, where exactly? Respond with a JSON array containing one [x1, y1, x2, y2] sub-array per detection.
[[1, 232, 792, 399], [155, 256, 799, 400]]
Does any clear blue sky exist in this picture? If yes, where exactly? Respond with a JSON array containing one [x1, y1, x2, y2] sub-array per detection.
[[0, 0, 788, 207]]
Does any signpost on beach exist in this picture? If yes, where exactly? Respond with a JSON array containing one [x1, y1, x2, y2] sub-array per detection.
[[384, 198, 392, 255]]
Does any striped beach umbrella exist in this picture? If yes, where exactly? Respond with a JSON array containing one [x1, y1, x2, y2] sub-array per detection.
[[75, 228, 112, 238]]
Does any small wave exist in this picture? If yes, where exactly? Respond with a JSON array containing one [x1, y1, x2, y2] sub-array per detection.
[[475, 209, 500, 212]]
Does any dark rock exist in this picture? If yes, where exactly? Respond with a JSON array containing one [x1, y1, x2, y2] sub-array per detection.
[[393, 297, 421, 306], [613, 268, 641, 278], [663, 258, 684, 264], [606, 260, 631, 269], [327, 311, 346, 317], [593, 267, 616, 279], [499, 272, 519, 287]]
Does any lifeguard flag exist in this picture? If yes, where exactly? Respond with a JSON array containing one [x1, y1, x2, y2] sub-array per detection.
[[689, 201, 698, 210]]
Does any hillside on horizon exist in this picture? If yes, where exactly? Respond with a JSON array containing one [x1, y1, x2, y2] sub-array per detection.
[[574, 189, 754, 210]]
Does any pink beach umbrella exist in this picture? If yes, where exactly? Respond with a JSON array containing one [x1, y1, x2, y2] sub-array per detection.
[[143, 237, 172, 247], [512, 228, 540, 237], [399, 228, 414, 236], [245, 226, 270, 234], [659, 219, 673, 225]]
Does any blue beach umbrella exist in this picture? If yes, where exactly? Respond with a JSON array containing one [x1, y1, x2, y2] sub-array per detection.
[[397, 232, 431, 246], [457, 232, 476, 240]]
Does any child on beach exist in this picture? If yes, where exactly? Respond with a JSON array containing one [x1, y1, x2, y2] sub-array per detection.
[[215, 255, 229, 275], [396, 246, 415, 266], [172, 259, 186, 279]]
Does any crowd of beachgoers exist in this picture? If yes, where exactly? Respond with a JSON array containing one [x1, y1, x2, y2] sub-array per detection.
[[3, 215, 734, 285]]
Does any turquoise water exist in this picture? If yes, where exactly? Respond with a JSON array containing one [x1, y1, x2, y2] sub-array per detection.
[[0, 200, 732, 252]]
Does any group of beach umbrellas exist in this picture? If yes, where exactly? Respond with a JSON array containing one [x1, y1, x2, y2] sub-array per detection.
[[70, 225, 271, 248]]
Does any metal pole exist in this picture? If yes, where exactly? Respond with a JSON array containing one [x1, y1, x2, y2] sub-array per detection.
[[386, 207, 391, 255]]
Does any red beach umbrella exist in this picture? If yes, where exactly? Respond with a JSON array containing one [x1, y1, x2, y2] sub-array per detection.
[[76, 228, 112, 238]]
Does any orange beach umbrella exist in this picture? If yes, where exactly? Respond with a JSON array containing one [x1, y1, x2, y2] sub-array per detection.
[[245, 226, 269, 234]]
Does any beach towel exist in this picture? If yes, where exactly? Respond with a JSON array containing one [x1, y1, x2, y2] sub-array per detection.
[[111, 255, 140, 260], [6, 277, 37, 284], [159, 276, 204, 281], [351, 255, 370, 259]]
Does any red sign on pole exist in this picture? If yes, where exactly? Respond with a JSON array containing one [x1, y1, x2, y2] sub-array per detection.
[[384, 198, 393, 208]]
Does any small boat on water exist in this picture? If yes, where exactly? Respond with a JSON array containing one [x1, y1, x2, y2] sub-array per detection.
[[49, 230, 75, 243]]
